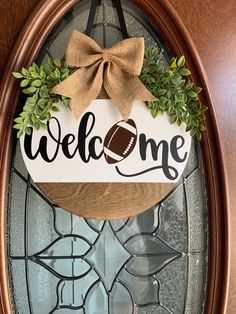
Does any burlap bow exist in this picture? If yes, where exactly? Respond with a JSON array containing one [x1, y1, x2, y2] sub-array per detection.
[[52, 31, 155, 120]]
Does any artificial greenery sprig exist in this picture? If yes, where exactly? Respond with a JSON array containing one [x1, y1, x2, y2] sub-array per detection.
[[13, 50, 207, 140], [140, 49, 207, 140], [13, 58, 75, 138]]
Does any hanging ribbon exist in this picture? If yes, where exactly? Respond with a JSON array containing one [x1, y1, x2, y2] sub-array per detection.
[[52, 31, 155, 120]]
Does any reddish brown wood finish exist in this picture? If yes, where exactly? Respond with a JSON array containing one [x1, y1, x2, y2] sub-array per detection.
[[132, 1, 229, 313], [0, 0, 235, 313], [0, 0, 39, 78], [165, 2, 236, 313]]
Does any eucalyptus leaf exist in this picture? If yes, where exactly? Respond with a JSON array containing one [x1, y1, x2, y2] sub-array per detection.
[[17, 129, 24, 139], [177, 56, 185, 67], [20, 79, 29, 87], [179, 68, 191, 76], [13, 124, 23, 130], [12, 72, 23, 79], [22, 87, 37, 94], [31, 79, 42, 87]]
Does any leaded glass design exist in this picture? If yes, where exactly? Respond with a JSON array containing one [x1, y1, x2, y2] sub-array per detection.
[[8, 1, 208, 313]]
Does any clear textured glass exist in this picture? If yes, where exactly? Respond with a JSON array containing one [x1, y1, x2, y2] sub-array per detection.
[[8, 0, 208, 313]]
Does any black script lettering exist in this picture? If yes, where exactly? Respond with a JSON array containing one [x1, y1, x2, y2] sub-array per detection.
[[140, 134, 168, 161], [170, 135, 187, 162], [62, 134, 76, 158], [138, 134, 178, 180], [77, 112, 103, 163], [24, 118, 61, 162], [24, 113, 103, 163], [89, 137, 104, 160]]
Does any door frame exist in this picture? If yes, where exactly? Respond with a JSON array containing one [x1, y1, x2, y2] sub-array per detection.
[[0, 0, 229, 313]]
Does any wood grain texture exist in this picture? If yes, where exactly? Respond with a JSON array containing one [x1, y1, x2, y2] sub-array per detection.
[[38, 182, 174, 219], [164, 1, 236, 312], [0, 0, 39, 78]]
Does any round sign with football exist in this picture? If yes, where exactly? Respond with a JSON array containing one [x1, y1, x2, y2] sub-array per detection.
[[13, 31, 207, 219], [20, 99, 191, 219]]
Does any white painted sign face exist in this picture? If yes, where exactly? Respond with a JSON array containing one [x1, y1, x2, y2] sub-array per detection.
[[20, 100, 191, 183]]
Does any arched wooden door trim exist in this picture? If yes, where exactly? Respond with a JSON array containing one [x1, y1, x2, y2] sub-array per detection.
[[0, 0, 228, 313]]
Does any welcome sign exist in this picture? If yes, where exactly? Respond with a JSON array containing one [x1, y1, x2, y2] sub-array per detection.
[[13, 30, 206, 218], [20, 100, 191, 184]]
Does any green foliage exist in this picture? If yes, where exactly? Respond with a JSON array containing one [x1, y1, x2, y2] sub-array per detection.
[[13, 50, 208, 140], [140, 48, 208, 140], [12, 58, 75, 138]]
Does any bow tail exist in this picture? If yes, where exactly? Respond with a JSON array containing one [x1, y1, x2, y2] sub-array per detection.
[[103, 63, 155, 120], [52, 63, 104, 119]]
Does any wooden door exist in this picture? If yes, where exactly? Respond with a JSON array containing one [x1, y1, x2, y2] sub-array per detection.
[[0, 0, 235, 313]]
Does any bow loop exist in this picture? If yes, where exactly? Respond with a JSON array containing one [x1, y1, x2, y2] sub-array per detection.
[[66, 31, 103, 67], [52, 31, 155, 120], [104, 37, 145, 76]]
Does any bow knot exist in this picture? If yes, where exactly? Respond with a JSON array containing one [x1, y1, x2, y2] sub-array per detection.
[[52, 31, 155, 120], [102, 49, 110, 63]]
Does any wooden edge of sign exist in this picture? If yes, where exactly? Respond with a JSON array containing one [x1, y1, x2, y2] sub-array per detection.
[[37, 182, 175, 219]]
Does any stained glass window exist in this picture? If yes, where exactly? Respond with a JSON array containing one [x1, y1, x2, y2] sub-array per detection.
[[8, 1, 208, 313]]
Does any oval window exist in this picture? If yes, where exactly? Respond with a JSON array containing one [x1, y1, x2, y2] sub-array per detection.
[[6, 0, 208, 313]]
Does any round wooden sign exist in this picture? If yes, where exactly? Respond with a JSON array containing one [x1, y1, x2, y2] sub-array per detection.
[[20, 99, 191, 219]]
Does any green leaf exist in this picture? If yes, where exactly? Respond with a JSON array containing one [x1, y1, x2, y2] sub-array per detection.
[[199, 124, 206, 131], [169, 58, 177, 70], [185, 124, 193, 132], [196, 132, 202, 141], [23, 116, 30, 125], [37, 98, 47, 108], [40, 70, 46, 79], [200, 105, 208, 112], [14, 117, 23, 124], [186, 81, 193, 90], [48, 57, 53, 66], [20, 79, 29, 87], [46, 112, 51, 121], [23, 105, 32, 111], [31, 79, 42, 87], [190, 128, 198, 136], [12, 72, 23, 79], [54, 68, 61, 79], [170, 115, 177, 124], [31, 114, 38, 123], [32, 63, 39, 73], [21, 68, 28, 76], [52, 106, 60, 112], [188, 91, 198, 98], [177, 56, 185, 67], [31, 72, 40, 79], [157, 89, 167, 96], [39, 86, 49, 98], [27, 96, 36, 104], [40, 123, 47, 130], [195, 87, 202, 94], [13, 124, 23, 130], [179, 68, 191, 76], [22, 87, 37, 94], [151, 109, 158, 118], [35, 122, 40, 130], [20, 112, 28, 118], [25, 127, 32, 136], [62, 98, 70, 106], [53, 58, 61, 67], [17, 129, 24, 138]]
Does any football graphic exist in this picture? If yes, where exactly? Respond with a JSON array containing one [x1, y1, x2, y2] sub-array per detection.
[[103, 119, 137, 164]]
